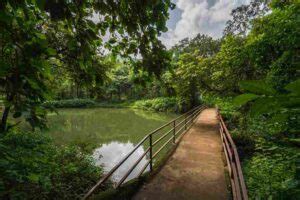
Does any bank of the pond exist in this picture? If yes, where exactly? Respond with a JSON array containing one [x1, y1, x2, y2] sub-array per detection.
[[43, 99, 132, 109], [43, 97, 180, 113]]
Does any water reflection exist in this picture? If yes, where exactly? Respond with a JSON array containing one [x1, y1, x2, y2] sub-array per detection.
[[92, 141, 149, 183]]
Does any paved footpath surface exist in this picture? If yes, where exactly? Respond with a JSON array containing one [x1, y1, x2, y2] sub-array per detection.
[[133, 108, 229, 200]]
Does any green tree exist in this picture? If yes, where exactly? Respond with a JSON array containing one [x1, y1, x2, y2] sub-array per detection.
[[0, 2, 53, 131], [172, 34, 221, 58], [224, 0, 271, 36], [105, 61, 131, 100], [174, 52, 201, 111], [245, 0, 300, 90], [0, 0, 174, 132], [209, 35, 257, 94], [230, 1, 300, 197]]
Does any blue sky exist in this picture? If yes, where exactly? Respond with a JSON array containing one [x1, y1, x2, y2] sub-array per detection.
[[160, 0, 250, 48]]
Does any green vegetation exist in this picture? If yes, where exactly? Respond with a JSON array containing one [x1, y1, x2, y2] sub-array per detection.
[[0, 0, 174, 199], [43, 97, 180, 112], [0, 0, 174, 132], [0, 0, 299, 199], [206, 94, 299, 198], [43, 99, 96, 108], [43, 98, 179, 112], [0, 129, 108, 199], [132, 97, 178, 112], [175, 1, 298, 198]]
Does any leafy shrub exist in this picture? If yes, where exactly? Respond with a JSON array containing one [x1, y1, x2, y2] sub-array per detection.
[[201, 94, 239, 125], [202, 93, 299, 198], [43, 99, 96, 108], [132, 97, 178, 112], [201, 94, 235, 115], [243, 138, 299, 199], [0, 130, 107, 199], [230, 130, 256, 160]]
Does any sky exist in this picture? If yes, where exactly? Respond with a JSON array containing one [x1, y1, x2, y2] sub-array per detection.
[[160, 0, 251, 48]]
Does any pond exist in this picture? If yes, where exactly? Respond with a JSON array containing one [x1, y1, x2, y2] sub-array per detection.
[[45, 108, 178, 182]]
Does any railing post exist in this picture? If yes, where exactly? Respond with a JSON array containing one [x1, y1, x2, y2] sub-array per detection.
[[149, 134, 153, 171], [192, 110, 195, 122], [185, 114, 187, 130], [173, 120, 176, 144]]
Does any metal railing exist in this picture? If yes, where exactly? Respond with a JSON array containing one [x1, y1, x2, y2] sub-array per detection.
[[217, 109, 248, 200], [83, 105, 206, 199]]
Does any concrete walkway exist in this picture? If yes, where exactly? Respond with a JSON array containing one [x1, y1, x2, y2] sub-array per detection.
[[133, 108, 229, 200]]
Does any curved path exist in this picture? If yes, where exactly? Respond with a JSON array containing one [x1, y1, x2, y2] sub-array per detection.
[[133, 108, 229, 200]]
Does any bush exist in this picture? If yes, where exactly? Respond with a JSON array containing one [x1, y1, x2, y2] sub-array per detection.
[[201, 94, 241, 128], [201, 94, 299, 198], [132, 97, 178, 112], [43, 99, 96, 108], [243, 138, 299, 199], [230, 130, 256, 160], [201, 94, 235, 116], [0, 130, 107, 199]]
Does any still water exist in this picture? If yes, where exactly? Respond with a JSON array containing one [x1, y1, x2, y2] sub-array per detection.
[[46, 108, 178, 182]]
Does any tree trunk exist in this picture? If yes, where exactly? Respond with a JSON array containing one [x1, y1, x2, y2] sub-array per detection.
[[76, 83, 79, 98], [1, 106, 10, 133], [118, 87, 121, 100]]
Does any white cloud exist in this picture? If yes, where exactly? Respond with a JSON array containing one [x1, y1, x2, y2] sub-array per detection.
[[160, 0, 250, 48]]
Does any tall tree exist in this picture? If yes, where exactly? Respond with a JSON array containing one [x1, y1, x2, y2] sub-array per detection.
[[0, 0, 174, 132], [224, 0, 271, 36], [172, 34, 221, 58]]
